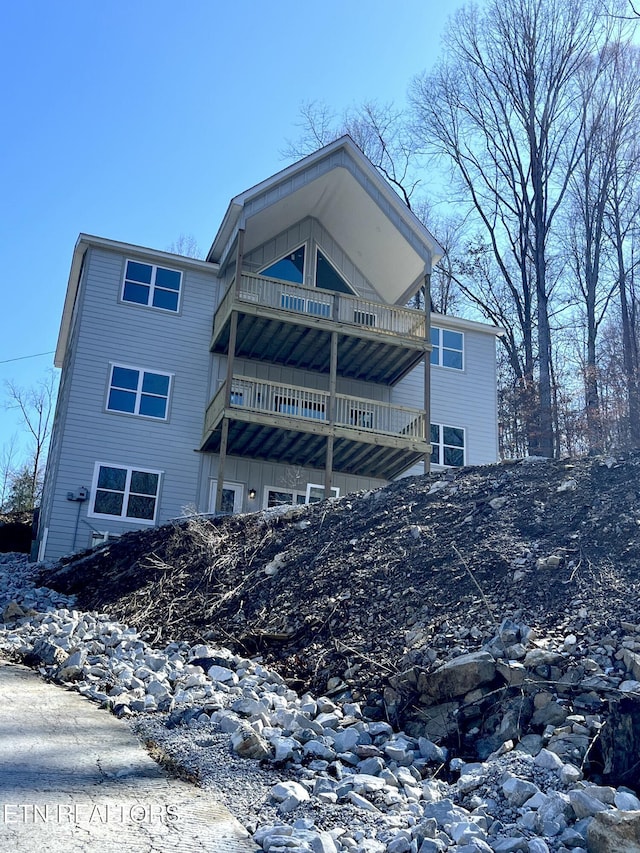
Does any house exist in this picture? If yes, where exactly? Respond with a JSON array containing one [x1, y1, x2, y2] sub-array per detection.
[[36, 137, 502, 561]]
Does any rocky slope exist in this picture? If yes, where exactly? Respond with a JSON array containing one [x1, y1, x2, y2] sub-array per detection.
[[0, 551, 639, 853], [38, 452, 640, 790], [0, 449, 638, 852]]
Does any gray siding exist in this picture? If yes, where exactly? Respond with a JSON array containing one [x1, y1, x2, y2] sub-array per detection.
[[392, 326, 499, 473], [43, 247, 218, 559]]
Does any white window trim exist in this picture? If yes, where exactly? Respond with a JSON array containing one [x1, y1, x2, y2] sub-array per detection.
[[106, 363, 173, 421], [121, 259, 183, 313], [262, 485, 307, 509], [431, 424, 466, 467], [262, 483, 341, 509], [88, 462, 163, 525], [431, 326, 465, 371], [305, 483, 340, 503]]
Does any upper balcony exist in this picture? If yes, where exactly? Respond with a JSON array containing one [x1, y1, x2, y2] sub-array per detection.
[[210, 272, 429, 385], [201, 375, 429, 480]]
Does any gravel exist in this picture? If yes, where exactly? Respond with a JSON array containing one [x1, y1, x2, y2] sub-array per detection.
[[2, 549, 640, 853]]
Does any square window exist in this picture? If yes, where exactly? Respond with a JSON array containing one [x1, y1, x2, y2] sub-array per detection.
[[94, 489, 124, 516], [107, 365, 171, 420], [123, 282, 151, 305], [122, 260, 182, 312], [91, 463, 161, 523], [112, 366, 139, 390], [130, 470, 159, 496], [442, 330, 463, 350], [442, 349, 463, 369], [444, 446, 464, 466], [126, 494, 157, 519], [97, 465, 127, 491], [443, 426, 464, 447], [141, 373, 170, 396], [154, 267, 181, 290], [108, 389, 136, 413], [139, 395, 167, 418], [126, 261, 152, 284], [152, 289, 179, 312]]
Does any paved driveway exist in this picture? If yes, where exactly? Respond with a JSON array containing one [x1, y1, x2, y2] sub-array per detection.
[[0, 660, 257, 852]]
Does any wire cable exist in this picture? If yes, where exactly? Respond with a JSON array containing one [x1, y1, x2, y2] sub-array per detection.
[[0, 351, 55, 365]]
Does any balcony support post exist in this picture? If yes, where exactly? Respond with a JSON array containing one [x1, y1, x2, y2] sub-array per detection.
[[215, 230, 244, 513], [233, 228, 245, 297], [324, 330, 338, 498], [424, 268, 432, 475]]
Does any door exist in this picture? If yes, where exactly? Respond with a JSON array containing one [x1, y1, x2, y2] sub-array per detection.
[[208, 480, 244, 514]]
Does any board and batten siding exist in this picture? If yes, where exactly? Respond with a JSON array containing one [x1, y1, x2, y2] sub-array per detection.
[[392, 325, 499, 474], [210, 356, 391, 404], [243, 217, 382, 302], [198, 453, 386, 515], [42, 246, 218, 559]]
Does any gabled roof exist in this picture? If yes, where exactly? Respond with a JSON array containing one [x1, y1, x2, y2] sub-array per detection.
[[207, 136, 444, 305]]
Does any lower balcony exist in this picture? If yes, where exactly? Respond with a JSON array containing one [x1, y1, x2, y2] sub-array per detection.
[[200, 376, 430, 480]]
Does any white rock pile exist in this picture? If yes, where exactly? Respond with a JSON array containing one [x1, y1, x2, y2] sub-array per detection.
[[0, 552, 639, 852]]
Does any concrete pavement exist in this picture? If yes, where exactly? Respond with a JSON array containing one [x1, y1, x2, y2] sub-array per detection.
[[0, 660, 258, 852]]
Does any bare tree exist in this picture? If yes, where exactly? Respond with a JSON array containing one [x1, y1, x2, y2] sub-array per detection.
[[4, 371, 57, 509], [166, 233, 202, 259], [285, 101, 464, 314], [0, 435, 19, 512], [284, 100, 422, 210], [410, 0, 631, 457], [561, 44, 640, 452]]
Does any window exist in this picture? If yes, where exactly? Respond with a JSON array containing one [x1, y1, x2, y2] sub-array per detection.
[[274, 396, 326, 420], [315, 249, 353, 294], [264, 488, 307, 508], [122, 260, 182, 312], [353, 310, 377, 327], [90, 463, 161, 522], [281, 293, 306, 312], [431, 424, 465, 467], [261, 246, 305, 284], [107, 365, 171, 419], [260, 245, 354, 296], [305, 483, 340, 503], [263, 485, 340, 508], [431, 327, 464, 370]]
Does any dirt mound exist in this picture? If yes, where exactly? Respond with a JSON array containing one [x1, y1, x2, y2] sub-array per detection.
[[40, 453, 640, 718]]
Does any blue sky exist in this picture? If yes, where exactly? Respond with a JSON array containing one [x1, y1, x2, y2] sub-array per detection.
[[0, 1, 456, 460]]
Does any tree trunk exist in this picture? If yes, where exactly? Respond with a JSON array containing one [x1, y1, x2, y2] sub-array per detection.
[[615, 221, 640, 447]]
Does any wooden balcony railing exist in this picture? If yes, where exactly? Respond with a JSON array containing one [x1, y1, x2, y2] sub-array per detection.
[[204, 375, 426, 442], [213, 272, 427, 341]]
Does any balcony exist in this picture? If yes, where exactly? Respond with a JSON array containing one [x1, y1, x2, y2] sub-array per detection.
[[211, 272, 429, 385], [201, 376, 430, 480]]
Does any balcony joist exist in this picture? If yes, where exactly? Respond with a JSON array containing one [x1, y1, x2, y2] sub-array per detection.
[[202, 418, 425, 480], [211, 272, 429, 385], [201, 374, 429, 481]]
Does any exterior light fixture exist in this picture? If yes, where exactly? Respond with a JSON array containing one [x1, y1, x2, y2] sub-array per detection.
[[248, 488, 257, 500]]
